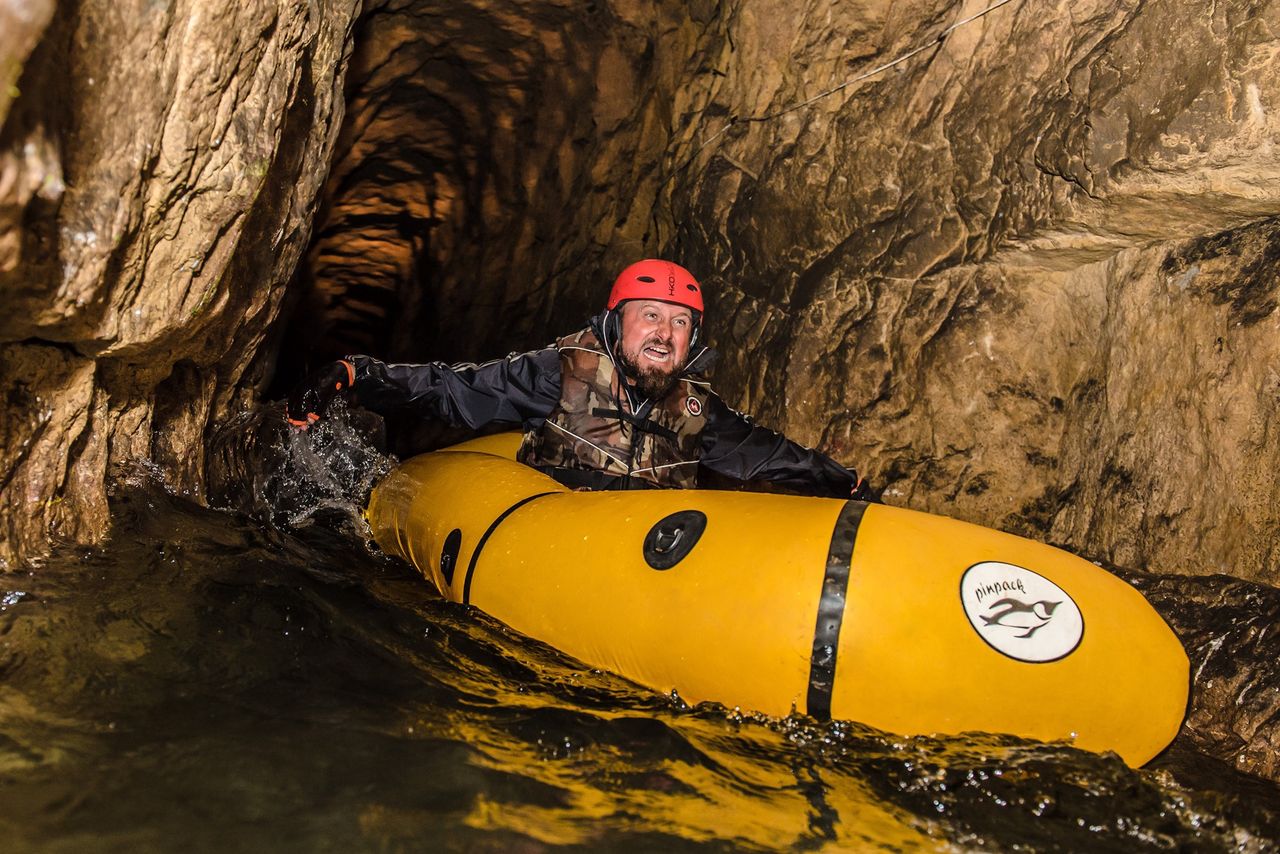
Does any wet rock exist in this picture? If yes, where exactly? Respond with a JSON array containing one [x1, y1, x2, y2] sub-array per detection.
[[0, 0, 362, 567], [0, 0, 58, 278], [1126, 570, 1280, 783], [675, 0, 1280, 587], [0, 342, 102, 560]]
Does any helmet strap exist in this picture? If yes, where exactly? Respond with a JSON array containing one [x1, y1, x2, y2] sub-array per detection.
[[599, 308, 638, 410]]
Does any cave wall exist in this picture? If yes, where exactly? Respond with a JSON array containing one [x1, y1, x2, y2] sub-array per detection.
[[3, 0, 1280, 585], [0, 0, 361, 568], [667, 0, 1280, 582]]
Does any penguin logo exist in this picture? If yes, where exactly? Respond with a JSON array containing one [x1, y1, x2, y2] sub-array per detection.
[[686, 396, 703, 416], [981, 598, 1060, 638], [960, 562, 1084, 662]]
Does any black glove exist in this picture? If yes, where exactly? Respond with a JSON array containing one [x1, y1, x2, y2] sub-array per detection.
[[849, 471, 882, 504], [286, 360, 355, 428]]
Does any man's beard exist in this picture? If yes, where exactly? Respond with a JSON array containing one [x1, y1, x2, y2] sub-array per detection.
[[617, 341, 684, 400]]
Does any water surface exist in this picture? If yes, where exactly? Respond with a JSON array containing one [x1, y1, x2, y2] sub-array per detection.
[[2, 433, 1278, 850]]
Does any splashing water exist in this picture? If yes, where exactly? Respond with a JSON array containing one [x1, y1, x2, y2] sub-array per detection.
[[206, 400, 395, 528], [271, 402, 395, 527]]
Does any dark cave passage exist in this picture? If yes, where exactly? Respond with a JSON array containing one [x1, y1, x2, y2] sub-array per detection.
[[271, 0, 712, 394]]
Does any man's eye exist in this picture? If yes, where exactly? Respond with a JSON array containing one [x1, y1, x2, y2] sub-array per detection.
[[674, 318, 687, 327]]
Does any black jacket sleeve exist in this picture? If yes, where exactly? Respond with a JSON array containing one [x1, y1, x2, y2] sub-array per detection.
[[698, 393, 855, 498], [346, 349, 563, 430]]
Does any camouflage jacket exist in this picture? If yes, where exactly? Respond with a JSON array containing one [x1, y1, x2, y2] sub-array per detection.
[[516, 327, 711, 489]]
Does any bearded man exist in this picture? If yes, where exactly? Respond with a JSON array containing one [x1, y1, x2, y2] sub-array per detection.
[[287, 259, 875, 499]]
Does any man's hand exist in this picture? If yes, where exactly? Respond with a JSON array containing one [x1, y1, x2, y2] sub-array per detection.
[[286, 360, 356, 429], [850, 472, 882, 504]]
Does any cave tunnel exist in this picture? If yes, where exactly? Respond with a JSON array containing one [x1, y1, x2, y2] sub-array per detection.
[[272, 0, 707, 388], [257, 0, 1280, 602], [266, 0, 742, 459], [3, 0, 1280, 586], [3, 0, 1280, 841]]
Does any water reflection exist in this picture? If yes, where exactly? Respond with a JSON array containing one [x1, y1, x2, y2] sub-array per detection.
[[0, 482, 1277, 851]]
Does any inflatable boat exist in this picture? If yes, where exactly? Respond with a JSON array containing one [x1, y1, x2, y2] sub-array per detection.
[[365, 433, 1189, 765]]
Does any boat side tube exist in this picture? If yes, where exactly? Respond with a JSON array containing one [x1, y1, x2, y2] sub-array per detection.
[[366, 435, 1189, 766]]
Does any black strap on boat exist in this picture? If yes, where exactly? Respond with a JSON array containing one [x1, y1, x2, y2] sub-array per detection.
[[806, 500, 868, 720], [590, 407, 679, 442], [461, 492, 556, 605]]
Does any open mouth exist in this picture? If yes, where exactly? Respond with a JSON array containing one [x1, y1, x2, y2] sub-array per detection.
[[642, 342, 672, 363]]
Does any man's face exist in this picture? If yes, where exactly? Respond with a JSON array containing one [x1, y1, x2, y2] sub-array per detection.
[[616, 300, 695, 398]]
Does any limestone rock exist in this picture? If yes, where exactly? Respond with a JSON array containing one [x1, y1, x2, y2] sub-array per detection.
[[0, 0, 58, 278], [0, 0, 361, 567], [672, 0, 1280, 585], [1127, 569, 1280, 782]]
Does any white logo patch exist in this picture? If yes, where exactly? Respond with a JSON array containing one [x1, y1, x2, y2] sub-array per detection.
[[686, 396, 703, 417], [960, 562, 1084, 663]]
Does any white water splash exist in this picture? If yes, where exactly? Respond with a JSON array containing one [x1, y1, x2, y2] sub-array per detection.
[[268, 399, 396, 528]]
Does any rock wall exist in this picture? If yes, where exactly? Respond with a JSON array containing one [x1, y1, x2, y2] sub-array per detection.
[[669, 0, 1280, 584], [0, 0, 361, 567], [1126, 568, 1280, 783], [3, 0, 1280, 587]]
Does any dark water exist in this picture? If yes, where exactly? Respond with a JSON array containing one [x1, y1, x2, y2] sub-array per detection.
[[3, 420, 1279, 851]]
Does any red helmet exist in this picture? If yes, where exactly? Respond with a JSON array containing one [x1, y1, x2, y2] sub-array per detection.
[[606, 259, 703, 313]]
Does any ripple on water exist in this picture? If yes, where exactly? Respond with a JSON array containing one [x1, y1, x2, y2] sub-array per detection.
[[0, 483, 1276, 852]]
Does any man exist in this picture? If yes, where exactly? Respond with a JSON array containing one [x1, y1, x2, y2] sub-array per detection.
[[287, 259, 875, 499]]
